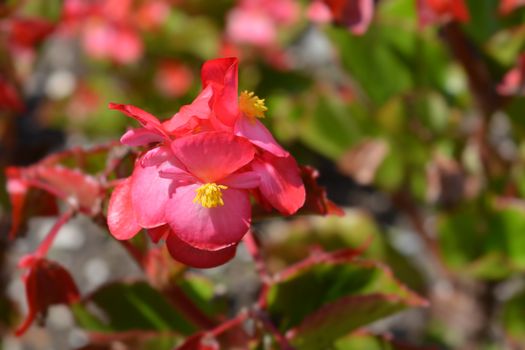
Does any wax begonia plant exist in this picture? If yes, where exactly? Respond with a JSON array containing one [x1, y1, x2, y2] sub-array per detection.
[[107, 57, 305, 268]]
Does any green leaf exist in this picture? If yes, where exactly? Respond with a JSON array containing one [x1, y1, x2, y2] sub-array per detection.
[[438, 198, 525, 279], [73, 281, 196, 334], [502, 289, 525, 346], [266, 251, 427, 349]]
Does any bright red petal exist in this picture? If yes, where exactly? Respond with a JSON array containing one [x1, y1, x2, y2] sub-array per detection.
[[234, 117, 289, 157], [252, 153, 305, 215], [130, 158, 173, 228], [120, 128, 165, 146], [16, 259, 79, 336], [108, 177, 141, 240], [163, 85, 214, 133], [166, 232, 237, 268], [6, 167, 28, 239], [201, 57, 239, 126], [109, 103, 167, 137], [170, 131, 255, 183], [165, 184, 251, 250]]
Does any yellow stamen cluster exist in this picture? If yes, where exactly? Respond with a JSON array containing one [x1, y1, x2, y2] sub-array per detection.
[[193, 183, 228, 208], [239, 90, 267, 120]]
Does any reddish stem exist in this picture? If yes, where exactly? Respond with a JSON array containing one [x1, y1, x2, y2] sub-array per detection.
[[208, 310, 249, 338], [243, 231, 271, 283], [25, 179, 67, 202], [253, 309, 295, 350], [34, 208, 75, 259]]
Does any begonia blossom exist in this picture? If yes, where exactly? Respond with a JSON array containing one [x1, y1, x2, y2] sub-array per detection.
[[107, 57, 305, 268], [500, 0, 525, 15], [226, 0, 300, 47], [60, 0, 168, 64], [497, 53, 525, 96], [307, 0, 375, 35]]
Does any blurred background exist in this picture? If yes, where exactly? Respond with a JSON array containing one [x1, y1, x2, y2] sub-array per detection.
[[3, 0, 525, 349]]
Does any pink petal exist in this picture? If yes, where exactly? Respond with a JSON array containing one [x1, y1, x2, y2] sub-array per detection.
[[120, 128, 165, 146], [339, 0, 375, 35], [234, 117, 289, 157], [147, 225, 170, 243], [226, 8, 276, 47], [165, 184, 251, 250], [140, 145, 184, 168], [109, 103, 167, 137], [163, 85, 214, 133], [166, 233, 237, 268], [307, 1, 333, 23], [170, 131, 255, 183], [201, 58, 239, 126], [110, 26, 142, 64], [221, 171, 260, 189], [107, 177, 141, 240], [252, 153, 305, 215], [130, 158, 173, 228]]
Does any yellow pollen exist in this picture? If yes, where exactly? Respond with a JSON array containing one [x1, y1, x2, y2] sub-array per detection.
[[239, 90, 267, 120], [193, 183, 228, 208]]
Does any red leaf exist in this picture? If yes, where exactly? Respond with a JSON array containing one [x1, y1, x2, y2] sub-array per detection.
[[500, 0, 525, 15], [298, 166, 344, 216], [0, 78, 24, 112], [16, 258, 79, 336], [7, 17, 55, 49], [176, 332, 220, 350], [338, 139, 388, 185], [324, 0, 375, 35], [6, 167, 28, 239], [32, 165, 102, 214]]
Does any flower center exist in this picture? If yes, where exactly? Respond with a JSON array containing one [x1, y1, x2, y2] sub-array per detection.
[[193, 183, 228, 208], [239, 90, 267, 121]]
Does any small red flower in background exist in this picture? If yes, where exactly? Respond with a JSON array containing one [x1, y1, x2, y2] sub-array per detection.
[[500, 0, 525, 15], [498, 53, 525, 96], [307, 0, 375, 35], [15, 258, 79, 336], [61, 0, 168, 64], [0, 78, 24, 112], [155, 60, 194, 98], [226, 0, 300, 47], [107, 57, 305, 268], [417, 0, 470, 27]]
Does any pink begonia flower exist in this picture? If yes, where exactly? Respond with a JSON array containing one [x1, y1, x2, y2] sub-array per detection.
[[107, 57, 306, 267], [497, 54, 525, 96], [108, 132, 259, 267], [61, 0, 169, 64], [307, 0, 375, 35], [226, 0, 299, 47], [417, 0, 470, 28], [155, 60, 194, 98], [500, 0, 525, 15]]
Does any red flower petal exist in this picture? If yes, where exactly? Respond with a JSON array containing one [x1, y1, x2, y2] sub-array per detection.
[[201, 57, 239, 126], [6, 167, 28, 239], [130, 156, 174, 228], [108, 177, 141, 240], [165, 184, 251, 250], [170, 131, 255, 183], [109, 103, 168, 137], [16, 259, 79, 336], [234, 117, 288, 157], [166, 232, 237, 268], [252, 153, 305, 215], [120, 128, 165, 146]]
